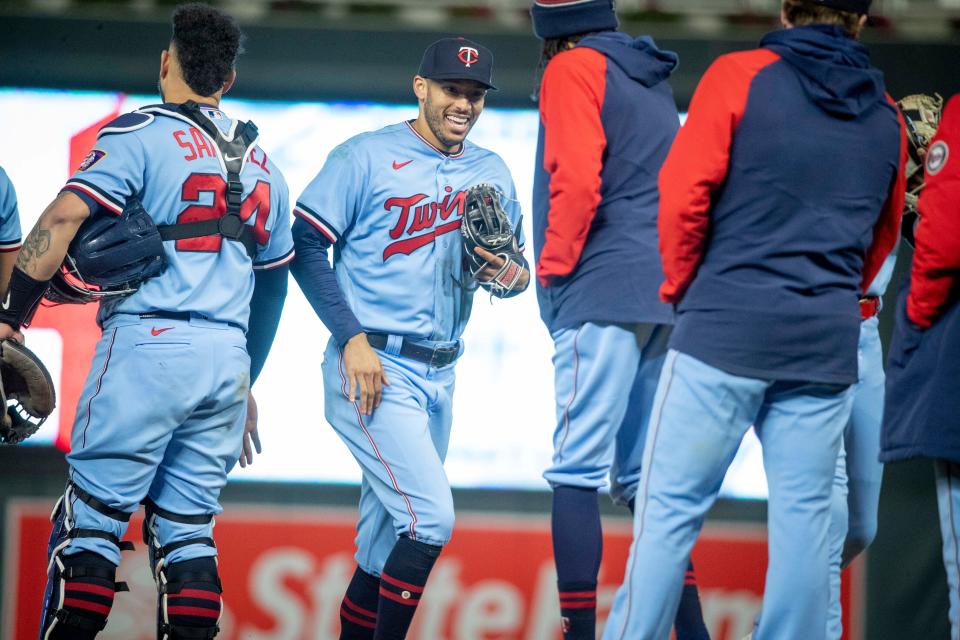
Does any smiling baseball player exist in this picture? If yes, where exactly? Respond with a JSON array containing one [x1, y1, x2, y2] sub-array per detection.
[[291, 37, 529, 640]]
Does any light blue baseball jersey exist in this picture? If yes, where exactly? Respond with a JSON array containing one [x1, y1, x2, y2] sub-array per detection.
[[63, 104, 295, 331], [295, 121, 524, 343], [0, 167, 23, 252]]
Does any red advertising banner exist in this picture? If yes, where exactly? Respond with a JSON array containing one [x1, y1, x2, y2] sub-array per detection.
[[3, 500, 861, 639]]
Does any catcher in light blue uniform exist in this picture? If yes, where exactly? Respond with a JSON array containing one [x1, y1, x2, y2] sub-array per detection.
[[0, 167, 24, 293], [0, 6, 293, 639], [292, 38, 529, 640]]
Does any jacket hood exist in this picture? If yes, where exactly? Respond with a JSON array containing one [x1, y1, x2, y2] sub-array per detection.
[[578, 31, 678, 88], [761, 25, 886, 118]]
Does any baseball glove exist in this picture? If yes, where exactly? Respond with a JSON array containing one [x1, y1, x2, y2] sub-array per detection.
[[0, 340, 56, 444], [898, 93, 944, 244], [460, 184, 525, 298]]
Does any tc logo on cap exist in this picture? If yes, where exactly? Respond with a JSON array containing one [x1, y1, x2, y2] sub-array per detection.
[[457, 46, 479, 68]]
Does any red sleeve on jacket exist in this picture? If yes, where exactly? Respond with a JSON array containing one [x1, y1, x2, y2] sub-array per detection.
[[907, 94, 960, 327], [861, 95, 907, 293], [536, 47, 607, 287], [657, 49, 780, 304]]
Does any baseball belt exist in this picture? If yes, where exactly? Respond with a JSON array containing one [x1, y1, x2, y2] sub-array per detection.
[[860, 296, 880, 320], [366, 333, 460, 368]]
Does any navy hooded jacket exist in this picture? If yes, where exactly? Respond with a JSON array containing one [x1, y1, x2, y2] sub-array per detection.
[[881, 95, 960, 463], [533, 31, 679, 333], [658, 25, 906, 384]]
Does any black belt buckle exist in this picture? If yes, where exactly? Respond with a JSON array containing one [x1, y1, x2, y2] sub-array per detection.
[[429, 343, 459, 368]]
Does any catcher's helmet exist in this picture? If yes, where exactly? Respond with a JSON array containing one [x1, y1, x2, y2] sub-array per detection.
[[46, 198, 167, 304]]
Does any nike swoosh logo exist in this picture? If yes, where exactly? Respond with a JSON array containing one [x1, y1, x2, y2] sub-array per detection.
[[151, 327, 174, 336], [224, 155, 243, 162], [1, 291, 9, 310], [392, 159, 413, 170]]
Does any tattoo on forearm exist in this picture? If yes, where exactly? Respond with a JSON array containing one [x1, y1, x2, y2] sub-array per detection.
[[16, 227, 52, 273]]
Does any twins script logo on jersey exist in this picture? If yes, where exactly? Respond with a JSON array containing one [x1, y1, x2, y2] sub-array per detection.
[[458, 47, 479, 68], [382, 187, 467, 261]]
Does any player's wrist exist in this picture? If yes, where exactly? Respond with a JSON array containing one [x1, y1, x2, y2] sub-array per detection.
[[0, 267, 51, 330], [344, 332, 369, 348]]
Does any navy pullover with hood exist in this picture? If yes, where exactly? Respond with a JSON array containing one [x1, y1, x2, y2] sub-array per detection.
[[533, 31, 680, 332], [659, 25, 906, 385]]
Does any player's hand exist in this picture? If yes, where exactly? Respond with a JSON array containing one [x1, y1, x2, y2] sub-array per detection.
[[343, 333, 390, 416], [239, 392, 261, 468], [473, 247, 530, 290], [0, 323, 24, 344]]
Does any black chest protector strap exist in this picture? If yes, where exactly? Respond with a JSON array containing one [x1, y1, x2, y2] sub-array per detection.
[[156, 101, 260, 260]]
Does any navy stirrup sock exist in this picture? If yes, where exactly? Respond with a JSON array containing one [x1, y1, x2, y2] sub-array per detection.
[[374, 536, 441, 640], [553, 486, 602, 639], [675, 560, 711, 640], [340, 566, 380, 640]]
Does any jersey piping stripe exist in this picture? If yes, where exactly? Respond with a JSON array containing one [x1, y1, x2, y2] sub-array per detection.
[[63, 181, 124, 215], [404, 121, 466, 159], [294, 206, 339, 243], [81, 328, 118, 448], [555, 325, 582, 463], [0, 240, 21, 252], [338, 350, 419, 539], [253, 248, 295, 271], [616, 349, 677, 640]]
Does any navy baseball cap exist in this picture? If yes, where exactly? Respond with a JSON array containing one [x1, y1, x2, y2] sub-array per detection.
[[418, 37, 497, 90], [531, 0, 618, 40]]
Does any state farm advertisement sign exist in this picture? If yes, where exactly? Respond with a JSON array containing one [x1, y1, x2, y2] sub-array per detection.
[[3, 501, 861, 639]]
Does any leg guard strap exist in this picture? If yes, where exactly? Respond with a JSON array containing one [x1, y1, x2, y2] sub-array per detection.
[[143, 497, 214, 525], [69, 528, 136, 552], [143, 501, 216, 578], [69, 483, 132, 522]]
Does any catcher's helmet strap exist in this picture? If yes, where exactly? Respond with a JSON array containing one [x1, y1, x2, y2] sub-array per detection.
[[151, 101, 260, 260]]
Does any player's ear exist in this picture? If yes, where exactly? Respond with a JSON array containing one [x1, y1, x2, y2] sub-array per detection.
[[222, 69, 237, 96], [413, 76, 428, 103], [159, 49, 170, 80]]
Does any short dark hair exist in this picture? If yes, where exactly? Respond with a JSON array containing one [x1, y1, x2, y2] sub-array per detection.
[[532, 31, 599, 100], [171, 3, 245, 97], [783, 0, 863, 37]]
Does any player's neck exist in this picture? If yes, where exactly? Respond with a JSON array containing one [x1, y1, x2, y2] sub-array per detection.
[[411, 116, 461, 155], [162, 86, 221, 108]]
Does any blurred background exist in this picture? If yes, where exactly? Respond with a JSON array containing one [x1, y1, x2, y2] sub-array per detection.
[[0, 1, 958, 638]]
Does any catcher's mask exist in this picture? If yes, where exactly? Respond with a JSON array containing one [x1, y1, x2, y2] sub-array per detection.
[[47, 198, 167, 304]]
